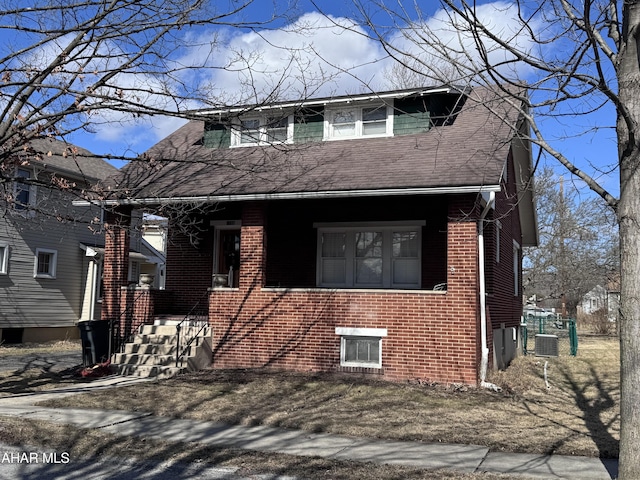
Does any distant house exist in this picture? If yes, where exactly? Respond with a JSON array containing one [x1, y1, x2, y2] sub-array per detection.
[[0, 139, 117, 343], [578, 285, 608, 316], [97, 86, 538, 385]]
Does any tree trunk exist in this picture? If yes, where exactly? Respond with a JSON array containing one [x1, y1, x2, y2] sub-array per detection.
[[617, 2, 640, 477]]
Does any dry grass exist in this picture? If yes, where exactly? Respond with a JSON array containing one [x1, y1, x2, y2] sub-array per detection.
[[35, 335, 620, 459], [0, 339, 81, 356]]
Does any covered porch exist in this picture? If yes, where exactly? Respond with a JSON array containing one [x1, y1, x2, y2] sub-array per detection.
[[102, 193, 492, 384]]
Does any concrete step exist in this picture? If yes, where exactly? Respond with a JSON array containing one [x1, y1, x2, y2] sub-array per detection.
[[113, 364, 186, 379], [112, 353, 177, 366], [123, 343, 199, 356], [140, 324, 210, 336]]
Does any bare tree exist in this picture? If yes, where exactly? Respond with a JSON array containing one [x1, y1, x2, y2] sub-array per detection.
[[0, 0, 334, 211], [524, 166, 619, 317], [332, 0, 635, 474]]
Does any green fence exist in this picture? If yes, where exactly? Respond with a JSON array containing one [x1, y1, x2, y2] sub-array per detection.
[[521, 317, 578, 357]]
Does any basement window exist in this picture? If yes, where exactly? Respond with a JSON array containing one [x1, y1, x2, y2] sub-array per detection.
[[336, 327, 387, 368]]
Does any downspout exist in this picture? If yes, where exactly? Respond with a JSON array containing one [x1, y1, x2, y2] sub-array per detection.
[[478, 192, 501, 391]]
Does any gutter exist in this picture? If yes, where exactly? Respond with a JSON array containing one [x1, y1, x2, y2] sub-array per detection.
[[73, 184, 502, 207], [478, 191, 501, 391]]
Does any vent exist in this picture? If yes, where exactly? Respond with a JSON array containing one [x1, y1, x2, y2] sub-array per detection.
[[535, 334, 559, 357]]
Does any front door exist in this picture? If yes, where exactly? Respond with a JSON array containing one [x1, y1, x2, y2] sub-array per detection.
[[216, 229, 240, 287]]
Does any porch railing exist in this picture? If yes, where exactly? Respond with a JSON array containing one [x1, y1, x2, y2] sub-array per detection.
[[175, 292, 210, 368]]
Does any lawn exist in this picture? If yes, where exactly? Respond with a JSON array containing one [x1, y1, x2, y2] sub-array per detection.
[[34, 335, 620, 458], [0, 335, 619, 479]]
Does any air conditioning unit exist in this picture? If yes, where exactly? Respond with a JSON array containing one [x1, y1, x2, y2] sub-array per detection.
[[535, 334, 559, 357]]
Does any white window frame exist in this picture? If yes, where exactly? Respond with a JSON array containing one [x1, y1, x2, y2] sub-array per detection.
[[324, 104, 394, 141], [0, 242, 8, 274], [14, 167, 36, 214], [34, 248, 57, 279], [336, 327, 387, 368], [231, 114, 293, 147], [315, 221, 424, 289]]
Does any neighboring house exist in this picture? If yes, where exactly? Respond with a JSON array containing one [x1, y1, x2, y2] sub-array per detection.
[[578, 280, 620, 324], [0, 138, 118, 343], [97, 85, 538, 385], [578, 285, 607, 316]]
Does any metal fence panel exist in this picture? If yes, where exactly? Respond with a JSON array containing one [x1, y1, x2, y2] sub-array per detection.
[[521, 317, 578, 357]]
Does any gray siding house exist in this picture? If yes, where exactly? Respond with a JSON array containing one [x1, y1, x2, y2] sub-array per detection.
[[0, 139, 118, 343]]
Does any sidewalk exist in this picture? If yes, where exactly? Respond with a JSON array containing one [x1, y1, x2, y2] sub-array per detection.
[[0, 376, 618, 479]]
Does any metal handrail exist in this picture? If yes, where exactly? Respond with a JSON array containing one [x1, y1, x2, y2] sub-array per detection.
[[175, 292, 210, 368]]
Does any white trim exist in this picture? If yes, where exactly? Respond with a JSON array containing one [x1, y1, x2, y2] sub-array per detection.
[[324, 104, 394, 141], [74, 184, 502, 207], [335, 327, 387, 337], [34, 248, 57, 279], [513, 240, 521, 297], [0, 242, 8, 274], [229, 114, 293, 147], [211, 220, 242, 283], [336, 329, 386, 368]]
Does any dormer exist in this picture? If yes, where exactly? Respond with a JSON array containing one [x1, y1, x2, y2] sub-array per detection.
[[200, 86, 467, 149]]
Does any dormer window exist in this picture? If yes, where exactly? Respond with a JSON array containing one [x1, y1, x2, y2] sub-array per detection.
[[325, 104, 393, 140], [232, 115, 292, 147]]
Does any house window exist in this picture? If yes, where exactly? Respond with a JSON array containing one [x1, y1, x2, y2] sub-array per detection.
[[233, 115, 292, 146], [15, 168, 32, 210], [325, 104, 393, 140], [34, 248, 57, 278], [336, 327, 387, 368], [0, 242, 8, 274], [316, 222, 423, 289]]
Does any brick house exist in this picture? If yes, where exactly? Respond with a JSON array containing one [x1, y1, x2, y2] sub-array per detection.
[[99, 85, 537, 385]]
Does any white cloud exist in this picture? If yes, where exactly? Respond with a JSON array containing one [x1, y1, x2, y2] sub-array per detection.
[[387, 2, 543, 86], [29, 4, 543, 158]]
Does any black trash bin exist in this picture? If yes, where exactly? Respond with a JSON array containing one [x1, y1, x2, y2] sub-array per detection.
[[77, 320, 110, 366]]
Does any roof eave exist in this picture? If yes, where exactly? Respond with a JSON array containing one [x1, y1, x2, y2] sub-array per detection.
[[73, 184, 502, 208]]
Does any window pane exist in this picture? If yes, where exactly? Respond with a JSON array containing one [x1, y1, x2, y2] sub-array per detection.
[[0, 246, 5, 273], [362, 106, 386, 122], [362, 121, 387, 135], [393, 231, 419, 257], [356, 232, 382, 257], [393, 258, 419, 284], [355, 232, 382, 285], [322, 233, 345, 257], [37, 252, 51, 274], [355, 258, 382, 284], [266, 117, 288, 142], [332, 110, 356, 137], [240, 119, 260, 144], [344, 337, 380, 364], [322, 259, 346, 284], [16, 168, 30, 209]]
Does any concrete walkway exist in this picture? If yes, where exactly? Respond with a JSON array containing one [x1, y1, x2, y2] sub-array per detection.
[[0, 376, 618, 479]]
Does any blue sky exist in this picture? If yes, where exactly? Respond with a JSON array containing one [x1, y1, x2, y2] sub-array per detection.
[[6, 0, 619, 201]]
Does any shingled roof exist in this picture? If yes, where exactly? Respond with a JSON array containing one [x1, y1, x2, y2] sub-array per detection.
[[14, 137, 118, 182], [107, 86, 526, 202]]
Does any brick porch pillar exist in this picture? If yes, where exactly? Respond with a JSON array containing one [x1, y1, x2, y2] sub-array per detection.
[[239, 202, 267, 291], [101, 206, 132, 346]]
